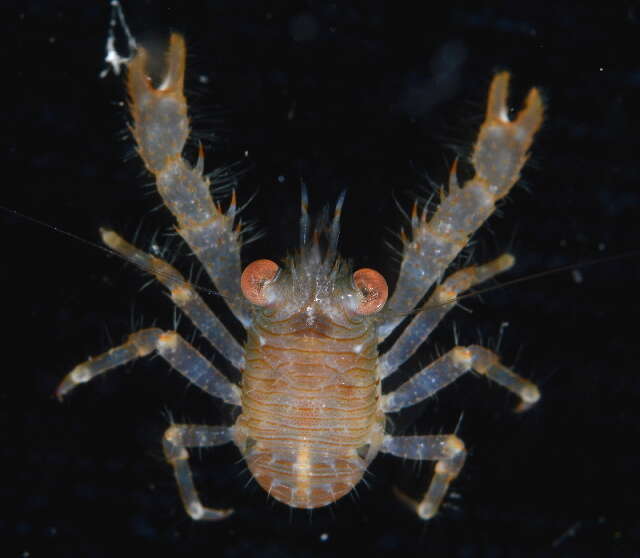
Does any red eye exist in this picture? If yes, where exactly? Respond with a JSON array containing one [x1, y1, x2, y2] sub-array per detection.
[[352, 268, 388, 315], [241, 259, 279, 306]]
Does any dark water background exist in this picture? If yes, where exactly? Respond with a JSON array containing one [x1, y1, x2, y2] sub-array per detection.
[[3, 1, 639, 556]]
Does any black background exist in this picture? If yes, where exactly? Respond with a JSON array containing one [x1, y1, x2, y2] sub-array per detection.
[[4, 1, 640, 556]]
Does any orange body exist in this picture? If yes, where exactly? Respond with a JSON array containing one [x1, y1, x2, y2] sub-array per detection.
[[235, 306, 385, 508]]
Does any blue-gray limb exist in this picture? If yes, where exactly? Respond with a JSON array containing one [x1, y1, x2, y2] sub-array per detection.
[[127, 34, 251, 327], [56, 328, 241, 405], [380, 72, 543, 339], [379, 253, 514, 377], [163, 424, 234, 520], [381, 434, 467, 519], [381, 345, 540, 414], [100, 228, 245, 369]]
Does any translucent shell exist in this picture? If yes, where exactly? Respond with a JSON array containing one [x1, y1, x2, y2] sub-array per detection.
[[352, 268, 388, 315], [240, 259, 280, 306]]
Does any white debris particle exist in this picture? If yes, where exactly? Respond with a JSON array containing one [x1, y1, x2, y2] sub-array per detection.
[[150, 242, 161, 256], [320, 532, 329, 542], [572, 269, 583, 284], [101, 0, 137, 78]]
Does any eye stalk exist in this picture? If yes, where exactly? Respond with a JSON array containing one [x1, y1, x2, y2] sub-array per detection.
[[241, 259, 280, 306], [352, 268, 388, 315]]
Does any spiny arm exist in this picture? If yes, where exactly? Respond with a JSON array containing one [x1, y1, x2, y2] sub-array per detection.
[[380, 73, 543, 339], [127, 34, 251, 326]]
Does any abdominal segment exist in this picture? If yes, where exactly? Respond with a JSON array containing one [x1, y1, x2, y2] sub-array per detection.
[[235, 315, 383, 508]]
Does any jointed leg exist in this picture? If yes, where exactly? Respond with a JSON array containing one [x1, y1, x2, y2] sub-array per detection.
[[100, 228, 245, 369], [381, 73, 543, 338], [381, 434, 467, 519], [382, 345, 539, 414], [163, 424, 234, 520], [379, 253, 514, 376], [56, 328, 241, 405]]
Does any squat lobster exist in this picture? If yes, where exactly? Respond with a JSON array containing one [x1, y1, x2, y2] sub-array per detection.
[[57, 34, 543, 521]]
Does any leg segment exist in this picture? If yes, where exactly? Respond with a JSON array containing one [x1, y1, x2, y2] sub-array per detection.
[[127, 34, 251, 326], [56, 328, 241, 405], [380, 73, 543, 339], [381, 434, 467, 520], [100, 228, 245, 369], [163, 424, 234, 520], [382, 345, 539, 414], [379, 253, 514, 377]]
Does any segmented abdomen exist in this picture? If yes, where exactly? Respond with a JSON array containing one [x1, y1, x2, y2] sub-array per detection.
[[234, 312, 382, 509]]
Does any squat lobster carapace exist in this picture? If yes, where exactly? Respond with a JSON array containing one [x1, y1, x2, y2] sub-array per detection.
[[57, 33, 542, 520]]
